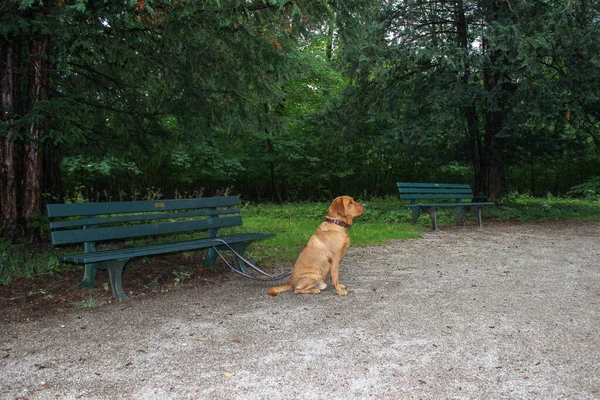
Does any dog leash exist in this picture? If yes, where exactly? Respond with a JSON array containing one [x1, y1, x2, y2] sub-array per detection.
[[209, 238, 291, 281]]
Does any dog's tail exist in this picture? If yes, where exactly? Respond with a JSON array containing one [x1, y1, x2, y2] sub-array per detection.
[[267, 283, 293, 297]]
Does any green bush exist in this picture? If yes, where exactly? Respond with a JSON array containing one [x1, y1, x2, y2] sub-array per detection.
[[567, 177, 600, 201]]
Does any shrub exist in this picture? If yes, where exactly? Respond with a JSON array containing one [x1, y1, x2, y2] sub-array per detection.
[[567, 177, 600, 200]]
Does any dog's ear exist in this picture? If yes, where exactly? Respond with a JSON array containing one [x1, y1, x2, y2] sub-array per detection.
[[328, 197, 347, 217]]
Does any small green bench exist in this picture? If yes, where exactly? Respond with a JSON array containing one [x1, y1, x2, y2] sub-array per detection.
[[397, 182, 495, 231], [47, 196, 273, 301]]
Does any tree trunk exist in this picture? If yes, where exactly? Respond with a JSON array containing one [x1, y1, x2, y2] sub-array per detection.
[[456, 0, 489, 200], [0, 36, 24, 239], [263, 103, 283, 203], [478, 62, 503, 201], [465, 106, 487, 199], [43, 143, 63, 205], [1, 24, 53, 242], [24, 38, 49, 243], [266, 135, 283, 203], [478, 0, 518, 201]]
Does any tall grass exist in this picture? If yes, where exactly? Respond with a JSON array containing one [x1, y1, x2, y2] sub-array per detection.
[[2, 195, 599, 284]]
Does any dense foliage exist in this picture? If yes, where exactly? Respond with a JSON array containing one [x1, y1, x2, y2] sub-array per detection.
[[1, 0, 599, 241], [334, 0, 600, 199]]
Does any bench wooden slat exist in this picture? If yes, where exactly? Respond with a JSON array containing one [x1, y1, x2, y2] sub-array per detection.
[[407, 202, 494, 208], [50, 215, 243, 245], [397, 182, 476, 201], [60, 233, 274, 264], [397, 188, 473, 194], [397, 187, 472, 192], [397, 182, 471, 189], [46, 196, 239, 218], [49, 208, 239, 229], [399, 193, 472, 200]]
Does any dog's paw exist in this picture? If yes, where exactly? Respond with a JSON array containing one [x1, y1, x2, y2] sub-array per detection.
[[335, 287, 348, 296]]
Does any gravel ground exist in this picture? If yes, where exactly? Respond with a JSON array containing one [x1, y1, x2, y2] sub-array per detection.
[[1, 220, 599, 400]]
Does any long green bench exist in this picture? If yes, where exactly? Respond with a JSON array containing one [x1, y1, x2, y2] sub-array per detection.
[[47, 196, 273, 301], [397, 182, 495, 231]]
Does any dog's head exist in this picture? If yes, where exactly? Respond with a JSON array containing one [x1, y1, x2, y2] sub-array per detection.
[[326, 196, 365, 226]]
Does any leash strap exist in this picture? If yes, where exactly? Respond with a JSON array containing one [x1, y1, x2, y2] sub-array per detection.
[[209, 238, 291, 282]]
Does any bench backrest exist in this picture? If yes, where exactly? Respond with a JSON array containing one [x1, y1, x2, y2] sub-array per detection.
[[47, 196, 242, 245], [397, 182, 474, 203]]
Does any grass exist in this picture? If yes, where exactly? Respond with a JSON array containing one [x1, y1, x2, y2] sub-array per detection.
[[236, 214, 421, 265], [236, 198, 426, 265], [487, 194, 600, 222], [1, 194, 599, 284], [72, 295, 98, 309], [0, 238, 68, 285]]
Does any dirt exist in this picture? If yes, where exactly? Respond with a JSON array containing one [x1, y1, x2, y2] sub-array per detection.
[[0, 253, 233, 324], [1, 220, 599, 400]]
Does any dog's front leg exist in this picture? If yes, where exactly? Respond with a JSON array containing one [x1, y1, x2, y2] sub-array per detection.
[[330, 257, 347, 295]]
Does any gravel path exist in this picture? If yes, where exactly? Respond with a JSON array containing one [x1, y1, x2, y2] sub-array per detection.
[[1, 220, 599, 399]]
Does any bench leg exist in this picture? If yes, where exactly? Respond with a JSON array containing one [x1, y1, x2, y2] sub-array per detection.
[[96, 259, 130, 301], [410, 207, 422, 225], [77, 241, 98, 290], [469, 206, 484, 228], [77, 264, 98, 290], [202, 248, 218, 268], [204, 242, 252, 274], [230, 242, 250, 274], [457, 206, 466, 226], [457, 206, 484, 228], [421, 206, 438, 231]]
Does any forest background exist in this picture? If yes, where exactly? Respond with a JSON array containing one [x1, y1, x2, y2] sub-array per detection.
[[2, 0, 600, 244]]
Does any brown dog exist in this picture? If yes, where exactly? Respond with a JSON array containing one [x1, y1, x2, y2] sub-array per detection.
[[268, 196, 365, 296]]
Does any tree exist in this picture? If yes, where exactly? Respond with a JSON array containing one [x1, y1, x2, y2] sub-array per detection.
[[1, 0, 338, 240], [1, 0, 62, 241], [336, 0, 600, 200]]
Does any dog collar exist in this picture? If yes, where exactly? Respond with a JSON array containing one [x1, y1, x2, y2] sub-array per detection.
[[324, 218, 352, 228]]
